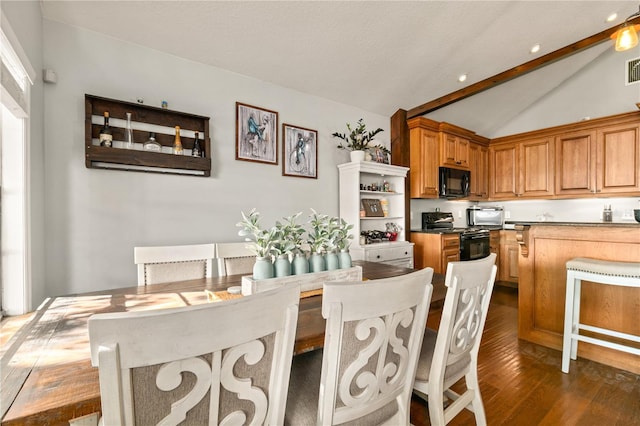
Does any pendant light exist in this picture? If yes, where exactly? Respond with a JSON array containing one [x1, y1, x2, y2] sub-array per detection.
[[612, 5, 640, 51]]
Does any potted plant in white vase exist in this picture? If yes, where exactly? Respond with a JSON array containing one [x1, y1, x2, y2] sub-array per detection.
[[307, 209, 329, 273], [323, 216, 343, 271], [332, 118, 387, 162], [236, 208, 276, 279], [335, 218, 355, 268], [272, 213, 304, 277]]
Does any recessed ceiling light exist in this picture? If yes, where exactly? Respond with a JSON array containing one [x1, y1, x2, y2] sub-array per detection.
[[606, 12, 618, 23], [530, 44, 541, 54], [458, 74, 467, 83]]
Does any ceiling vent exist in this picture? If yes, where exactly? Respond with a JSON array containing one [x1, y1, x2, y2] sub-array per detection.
[[626, 58, 640, 85]]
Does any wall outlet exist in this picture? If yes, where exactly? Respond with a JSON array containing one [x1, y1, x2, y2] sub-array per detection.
[[622, 209, 633, 219], [505, 211, 511, 219]]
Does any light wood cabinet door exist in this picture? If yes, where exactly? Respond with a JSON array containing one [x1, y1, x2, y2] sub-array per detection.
[[555, 129, 597, 196], [469, 143, 488, 199], [411, 232, 459, 275], [489, 143, 518, 199], [409, 126, 439, 198], [499, 230, 519, 283], [519, 138, 554, 198], [596, 122, 640, 194], [441, 133, 469, 169]]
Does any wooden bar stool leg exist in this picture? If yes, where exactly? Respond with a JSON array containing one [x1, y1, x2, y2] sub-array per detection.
[[562, 270, 576, 373], [570, 278, 581, 361]]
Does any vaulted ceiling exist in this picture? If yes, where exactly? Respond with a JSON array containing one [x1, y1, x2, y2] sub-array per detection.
[[40, 1, 638, 135]]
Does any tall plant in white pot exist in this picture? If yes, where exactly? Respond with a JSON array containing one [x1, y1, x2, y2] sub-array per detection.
[[332, 118, 387, 162]]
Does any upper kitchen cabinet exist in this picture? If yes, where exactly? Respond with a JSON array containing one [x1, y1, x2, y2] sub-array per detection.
[[556, 117, 640, 197], [408, 117, 440, 199], [489, 137, 554, 200], [407, 117, 488, 199]]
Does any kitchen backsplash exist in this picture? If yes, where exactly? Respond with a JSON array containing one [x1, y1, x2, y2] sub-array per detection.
[[410, 197, 640, 229]]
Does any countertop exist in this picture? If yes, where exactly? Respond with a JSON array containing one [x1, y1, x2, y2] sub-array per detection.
[[504, 221, 640, 228]]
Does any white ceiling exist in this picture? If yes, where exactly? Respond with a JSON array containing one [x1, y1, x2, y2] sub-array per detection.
[[40, 1, 637, 124]]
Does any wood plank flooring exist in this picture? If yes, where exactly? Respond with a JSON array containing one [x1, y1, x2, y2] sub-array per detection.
[[410, 286, 640, 426]]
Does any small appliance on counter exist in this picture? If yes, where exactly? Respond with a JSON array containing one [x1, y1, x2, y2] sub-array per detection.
[[466, 206, 504, 229]]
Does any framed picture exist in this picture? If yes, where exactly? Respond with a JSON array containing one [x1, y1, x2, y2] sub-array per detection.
[[282, 124, 318, 179], [361, 198, 384, 217], [370, 147, 390, 164], [236, 102, 278, 164]]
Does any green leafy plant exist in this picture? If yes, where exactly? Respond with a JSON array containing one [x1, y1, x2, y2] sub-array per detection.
[[334, 218, 354, 250], [307, 209, 330, 253], [332, 118, 388, 152], [236, 208, 276, 258], [273, 212, 305, 256]]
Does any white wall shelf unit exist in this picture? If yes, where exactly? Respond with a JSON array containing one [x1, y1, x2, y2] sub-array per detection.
[[338, 161, 414, 268]]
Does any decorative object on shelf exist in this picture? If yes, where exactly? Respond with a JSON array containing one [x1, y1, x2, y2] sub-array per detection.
[[611, 5, 640, 52], [192, 131, 202, 157], [124, 112, 134, 149], [603, 205, 613, 222], [332, 118, 389, 162], [386, 222, 401, 241], [282, 123, 318, 179], [173, 126, 183, 155], [370, 146, 390, 164], [161, 100, 168, 109], [361, 198, 384, 217], [99, 111, 112, 147], [143, 132, 161, 151], [236, 102, 278, 165]]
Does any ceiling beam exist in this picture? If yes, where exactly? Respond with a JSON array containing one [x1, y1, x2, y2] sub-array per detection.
[[406, 17, 640, 119]]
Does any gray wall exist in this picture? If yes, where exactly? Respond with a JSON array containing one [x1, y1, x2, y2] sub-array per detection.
[[41, 20, 390, 298], [1, 0, 46, 310]]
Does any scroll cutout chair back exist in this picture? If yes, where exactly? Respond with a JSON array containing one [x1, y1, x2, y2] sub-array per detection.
[[134, 243, 216, 286], [88, 282, 301, 425], [285, 267, 434, 425], [413, 253, 497, 425]]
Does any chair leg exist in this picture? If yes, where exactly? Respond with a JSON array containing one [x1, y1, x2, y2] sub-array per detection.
[[466, 370, 487, 426], [562, 272, 576, 373], [428, 392, 446, 426], [570, 279, 581, 361]]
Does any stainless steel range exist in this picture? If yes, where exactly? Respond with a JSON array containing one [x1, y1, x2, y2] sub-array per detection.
[[421, 212, 491, 261]]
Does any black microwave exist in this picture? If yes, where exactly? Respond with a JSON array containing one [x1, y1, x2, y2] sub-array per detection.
[[439, 167, 470, 198]]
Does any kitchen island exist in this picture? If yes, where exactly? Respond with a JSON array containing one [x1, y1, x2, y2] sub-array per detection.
[[513, 222, 640, 374]]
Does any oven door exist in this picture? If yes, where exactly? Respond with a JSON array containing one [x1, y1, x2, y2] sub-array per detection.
[[460, 233, 490, 261]]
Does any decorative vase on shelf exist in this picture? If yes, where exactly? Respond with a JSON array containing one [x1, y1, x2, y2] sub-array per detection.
[[325, 250, 339, 271], [309, 251, 326, 273], [350, 150, 366, 162], [338, 249, 352, 269], [274, 254, 291, 277], [253, 256, 274, 280], [292, 252, 309, 275]]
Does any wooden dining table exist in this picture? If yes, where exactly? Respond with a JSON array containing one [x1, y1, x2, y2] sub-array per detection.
[[0, 261, 444, 425]]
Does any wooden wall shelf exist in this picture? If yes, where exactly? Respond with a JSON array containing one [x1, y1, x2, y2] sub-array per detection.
[[85, 94, 211, 177]]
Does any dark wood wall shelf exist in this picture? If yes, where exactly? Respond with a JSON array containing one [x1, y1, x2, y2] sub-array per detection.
[[85, 94, 211, 177]]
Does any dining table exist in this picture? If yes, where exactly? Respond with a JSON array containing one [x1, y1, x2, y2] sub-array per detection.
[[0, 260, 444, 425]]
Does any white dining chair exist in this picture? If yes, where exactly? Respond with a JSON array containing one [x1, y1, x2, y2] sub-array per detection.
[[134, 243, 217, 286], [88, 281, 301, 425], [285, 267, 434, 425], [215, 242, 257, 276], [413, 253, 497, 426]]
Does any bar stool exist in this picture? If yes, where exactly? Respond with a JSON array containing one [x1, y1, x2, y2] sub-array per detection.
[[562, 258, 640, 373]]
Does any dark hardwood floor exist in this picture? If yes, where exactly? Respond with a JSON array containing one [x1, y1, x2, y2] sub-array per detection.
[[410, 286, 640, 426]]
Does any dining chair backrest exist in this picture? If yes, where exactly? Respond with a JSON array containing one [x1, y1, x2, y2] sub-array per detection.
[[318, 267, 434, 425], [134, 243, 217, 286], [215, 242, 256, 276], [413, 253, 497, 425], [88, 282, 301, 426]]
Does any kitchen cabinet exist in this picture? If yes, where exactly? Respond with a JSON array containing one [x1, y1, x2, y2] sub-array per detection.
[[489, 138, 554, 199], [411, 232, 460, 274], [408, 117, 440, 199], [555, 121, 640, 196], [468, 141, 489, 199], [85, 94, 211, 176], [489, 230, 500, 276], [407, 118, 487, 199], [338, 162, 413, 268], [499, 230, 519, 283]]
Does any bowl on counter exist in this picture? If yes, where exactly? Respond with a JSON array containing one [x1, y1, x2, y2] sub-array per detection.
[[634, 209, 640, 223]]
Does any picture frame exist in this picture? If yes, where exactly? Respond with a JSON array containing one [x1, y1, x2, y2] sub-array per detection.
[[361, 198, 384, 217], [282, 123, 318, 179], [370, 147, 390, 164], [236, 102, 278, 164]]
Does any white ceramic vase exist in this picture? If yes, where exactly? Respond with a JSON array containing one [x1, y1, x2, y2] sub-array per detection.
[[350, 150, 365, 162]]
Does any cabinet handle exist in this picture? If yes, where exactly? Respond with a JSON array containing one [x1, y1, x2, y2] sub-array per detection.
[[376, 255, 381, 259]]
